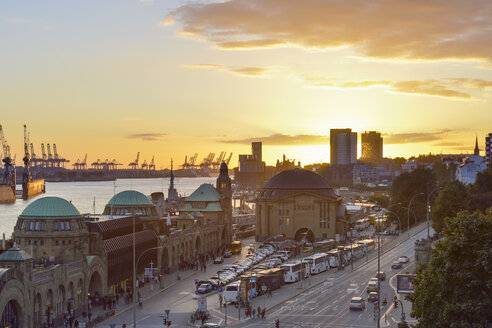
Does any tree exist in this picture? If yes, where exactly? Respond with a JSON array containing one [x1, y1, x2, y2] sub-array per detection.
[[367, 194, 390, 208], [390, 168, 436, 230], [431, 180, 470, 233], [409, 210, 492, 328]]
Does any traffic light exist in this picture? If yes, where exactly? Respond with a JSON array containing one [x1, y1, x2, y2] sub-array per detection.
[[394, 300, 398, 308], [163, 317, 167, 325], [167, 320, 172, 326], [275, 319, 279, 328]]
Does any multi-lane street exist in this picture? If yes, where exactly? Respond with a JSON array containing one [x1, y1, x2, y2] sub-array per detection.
[[238, 226, 429, 328]]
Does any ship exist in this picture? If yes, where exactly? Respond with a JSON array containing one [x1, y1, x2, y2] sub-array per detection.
[[0, 154, 16, 203], [21, 124, 45, 200]]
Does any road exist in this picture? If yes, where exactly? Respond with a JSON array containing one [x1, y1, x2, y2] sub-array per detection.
[[238, 227, 430, 328]]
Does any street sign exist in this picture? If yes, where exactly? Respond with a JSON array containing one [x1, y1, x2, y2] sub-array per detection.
[[165, 309, 170, 316], [194, 291, 198, 295], [194, 279, 199, 285], [198, 297, 207, 312], [401, 313, 406, 321], [251, 277, 256, 282], [218, 287, 223, 293], [261, 285, 267, 292]]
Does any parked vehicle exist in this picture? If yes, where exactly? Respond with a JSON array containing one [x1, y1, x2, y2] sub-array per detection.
[[224, 250, 231, 258], [256, 268, 284, 295], [214, 257, 224, 264], [280, 262, 308, 283], [302, 253, 329, 274], [224, 282, 240, 303], [197, 283, 213, 294]]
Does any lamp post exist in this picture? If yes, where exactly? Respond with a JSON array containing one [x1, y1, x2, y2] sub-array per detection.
[[384, 210, 401, 235], [426, 184, 440, 239], [377, 223, 381, 328], [407, 193, 423, 236]]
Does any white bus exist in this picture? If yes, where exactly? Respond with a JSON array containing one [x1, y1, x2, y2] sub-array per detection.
[[327, 250, 339, 268], [303, 253, 329, 274], [280, 262, 308, 283], [224, 281, 240, 303]]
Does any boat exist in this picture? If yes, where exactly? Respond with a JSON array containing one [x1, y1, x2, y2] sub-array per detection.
[[0, 184, 15, 203], [22, 178, 45, 200]]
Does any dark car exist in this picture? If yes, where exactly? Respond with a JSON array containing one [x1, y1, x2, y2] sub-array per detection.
[[376, 271, 386, 281], [368, 292, 379, 302], [392, 261, 402, 269]]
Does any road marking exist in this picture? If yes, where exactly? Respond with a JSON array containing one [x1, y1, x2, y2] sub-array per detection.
[[136, 314, 151, 323]]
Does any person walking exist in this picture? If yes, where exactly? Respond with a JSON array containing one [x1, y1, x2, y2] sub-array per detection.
[[257, 306, 261, 318], [261, 308, 266, 320]]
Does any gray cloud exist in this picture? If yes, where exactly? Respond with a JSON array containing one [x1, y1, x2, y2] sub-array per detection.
[[127, 133, 167, 141], [183, 63, 269, 77], [384, 130, 452, 144]]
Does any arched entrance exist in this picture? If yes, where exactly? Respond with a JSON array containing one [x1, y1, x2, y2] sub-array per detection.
[[88, 271, 103, 298], [294, 228, 315, 243], [57, 285, 65, 316], [46, 289, 54, 316], [1, 300, 20, 328], [68, 281, 75, 310], [34, 293, 42, 326]]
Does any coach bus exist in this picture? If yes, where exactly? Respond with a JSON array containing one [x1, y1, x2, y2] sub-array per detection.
[[280, 261, 308, 283], [302, 253, 329, 275], [257, 268, 284, 294], [327, 250, 339, 268], [313, 239, 336, 253]]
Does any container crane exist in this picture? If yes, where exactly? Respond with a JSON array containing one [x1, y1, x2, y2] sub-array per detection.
[[226, 152, 233, 165], [0, 124, 15, 187], [41, 143, 47, 168], [82, 154, 88, 170], [149, 156, 155, 171], [190, 153, 198, 168], [141, 159, 148, 170], [129, 152, 140, 170], [47, 144, 53, 167], [22, 125, 31, 184]]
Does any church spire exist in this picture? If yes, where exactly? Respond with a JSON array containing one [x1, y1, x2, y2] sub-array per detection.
[[474, 134, 480, 156]]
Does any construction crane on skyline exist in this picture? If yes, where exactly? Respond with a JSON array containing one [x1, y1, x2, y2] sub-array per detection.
[[149, 156, 155, 171], [0, 124, 15, 186], [226, 152, 233, 165], [141, 159, 148, 170]]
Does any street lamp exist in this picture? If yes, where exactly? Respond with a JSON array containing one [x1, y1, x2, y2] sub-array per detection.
[[384, 210, 401, 235], [403, 207, 417, 228], [426, 184, 441, 239], [407, 193, 423, 236]]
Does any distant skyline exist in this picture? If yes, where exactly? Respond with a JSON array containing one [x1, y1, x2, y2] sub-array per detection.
[[1, 0, 491, 168]]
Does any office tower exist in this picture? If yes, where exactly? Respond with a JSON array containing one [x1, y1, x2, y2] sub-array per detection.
[[361, 131, 383, 162], [486, 133, 492, 166], [330, 129, 357, 165]]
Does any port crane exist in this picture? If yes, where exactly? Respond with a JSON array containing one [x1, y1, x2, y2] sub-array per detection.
[[73, 154, 88, 170], [225, 152, 233, 165], [129, 152, 140, 170], [0, 124, 15, 187], [200, 153, 215, 169], [141, 159, 148, 170], [41, 143, 47, 168], [148, 156, 155, 171], [22, 125, 32, 184], [181, 153, 199, 170], [46, 144, 53, 167]]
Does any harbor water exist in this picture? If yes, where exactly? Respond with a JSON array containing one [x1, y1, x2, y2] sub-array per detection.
[[0, 177, 216, 238]]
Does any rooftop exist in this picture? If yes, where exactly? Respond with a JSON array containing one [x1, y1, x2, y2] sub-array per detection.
[[20, 197, 81, 218], [107, 190, 153, 207]]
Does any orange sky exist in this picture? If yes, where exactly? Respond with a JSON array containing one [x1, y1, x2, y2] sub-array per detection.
[[1, 0, 491, 168]]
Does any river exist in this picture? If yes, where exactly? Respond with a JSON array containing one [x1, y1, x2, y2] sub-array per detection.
[[0, 177, 216, 238]]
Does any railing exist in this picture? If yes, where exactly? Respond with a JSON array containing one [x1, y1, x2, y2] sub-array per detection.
[[66, 259, 84, 273], [33, 267, 55, 283]]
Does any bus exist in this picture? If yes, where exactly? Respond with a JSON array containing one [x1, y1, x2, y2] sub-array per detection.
[[327, 250, 339, 268], [230, 241, 242, 255], [280, 262, 308, 283], [313, 239, 336, 253], [302, 253, 329, 275], [257, 268, 284, 294], [357, 239, 375, 252]]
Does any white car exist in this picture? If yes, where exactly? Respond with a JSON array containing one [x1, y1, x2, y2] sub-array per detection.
[[399, 256, 410, 263]]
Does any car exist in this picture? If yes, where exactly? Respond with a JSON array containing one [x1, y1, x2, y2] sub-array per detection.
[[224, 250, 231, 258], [197, 283, 214, 294], [200, 323, 221, 328], [349, 297, 365, 311], [214, 257, 224, 264], [392, 261, 402, 269], [375, 271, 386, 281], [368, 278, 379, 284], [367, 281, 378, 293], [399, 256, 409, 263], [367, 292, 379, 302]]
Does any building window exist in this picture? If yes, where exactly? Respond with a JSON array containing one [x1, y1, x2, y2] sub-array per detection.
[[29, 221, 34, 231], [34, 240, 37, 246], [54, 222, 59, 231], [40, 240, 44, 246], [56, 240, 59, 246], [20, 221, 25, 230], [66, 221, 71, 230], [68, 240, 71, 245], [41, 222, 46, 231], [28, 240, 31, 245], [60, 222, 65, 231], [35, 221, 40, 231], [62, 240, 65, 245]]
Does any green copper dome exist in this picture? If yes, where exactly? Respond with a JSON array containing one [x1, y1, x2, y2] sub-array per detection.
[[20, 197, 81, 218], [107, 190, 153, 206]]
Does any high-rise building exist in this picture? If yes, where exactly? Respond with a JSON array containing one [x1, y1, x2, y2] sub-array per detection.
[[486, 133, 492, 166], [330, 129, 357, 165], [361, 131, 383, 162]]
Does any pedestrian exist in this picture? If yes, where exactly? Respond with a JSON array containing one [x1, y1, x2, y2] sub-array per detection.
[[74, 320, 79, 328], [87, 312, 92, 322], [252, 308, 256, 318], [82, 312, 86, 320], [261, 308, 266, 319], [257, 306, 261, 318], [268, 288, 272, 298]]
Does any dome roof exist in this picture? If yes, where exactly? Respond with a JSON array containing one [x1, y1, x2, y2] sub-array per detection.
[[0, 246, 32, 262], [259, 169, 339, 200], [264, 169, 331, 189], [20, 197, 81, 218], [107, 190, 153, 206]]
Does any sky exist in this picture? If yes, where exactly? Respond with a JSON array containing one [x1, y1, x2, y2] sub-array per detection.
[[1, 0, 492, 169]]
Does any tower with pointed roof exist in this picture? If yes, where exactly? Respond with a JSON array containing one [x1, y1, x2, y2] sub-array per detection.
[[168, 159, 178, 202], [474, 135, 480, 156], [216, 161, 232, 244]]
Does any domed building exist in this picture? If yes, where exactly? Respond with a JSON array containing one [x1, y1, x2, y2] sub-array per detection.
[[13, 197, 90, 261], [256, 169, 346, 242]]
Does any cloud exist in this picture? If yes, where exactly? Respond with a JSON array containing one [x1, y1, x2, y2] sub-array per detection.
[[182, 63, 269, 77], [168, 0, 492, 62], [304, 77, 479, 99], [127, 133, 167, 141], [6, 17, 26, 23], [220, 133, 329, 145], [384, 130, 452, 144]]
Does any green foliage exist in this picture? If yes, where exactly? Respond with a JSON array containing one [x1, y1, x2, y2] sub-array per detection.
[[367, 194, 390, 208], [390, 169, 436, 230], [475, 165, 492, 193], [409, 210, 492, 328], [431, 180, 469, 233]]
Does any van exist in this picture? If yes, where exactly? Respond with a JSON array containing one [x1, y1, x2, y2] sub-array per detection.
[[277, 250, 291, 258], [224, 282, 240, 303]]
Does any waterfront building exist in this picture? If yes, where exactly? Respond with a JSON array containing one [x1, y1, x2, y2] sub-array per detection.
[[361, 131, 383, 162], [255, 169, 346, 242], [330, 129, 357, 165]]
